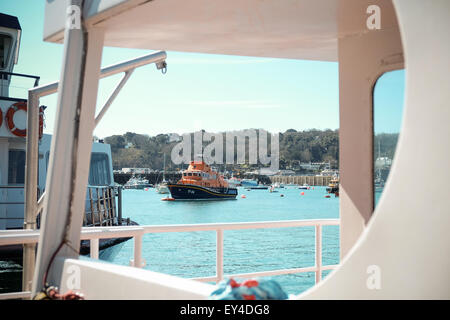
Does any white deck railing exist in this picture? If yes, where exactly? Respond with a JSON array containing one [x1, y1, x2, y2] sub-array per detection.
[[0, 218, 339, 299]]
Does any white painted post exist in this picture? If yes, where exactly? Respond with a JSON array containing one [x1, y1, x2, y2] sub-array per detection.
[[133, 234, 144, 268], [31, 0, 105, 295], [23, 90, 40, 293], [315, 224, 323, 283], [216, 229, 224, 282], [90, 238, 99, 259]]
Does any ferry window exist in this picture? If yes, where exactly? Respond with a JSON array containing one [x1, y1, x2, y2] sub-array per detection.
[[8, 150, 25, 184], [89, 152, 111, 186], [0, 34, 12, 69], [373, 69, 405, 208]]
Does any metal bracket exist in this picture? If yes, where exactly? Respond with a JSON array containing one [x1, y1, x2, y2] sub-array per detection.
[[156, 60, 167, 74]]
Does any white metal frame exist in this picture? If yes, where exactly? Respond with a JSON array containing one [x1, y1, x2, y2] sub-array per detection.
[[21, 50, 166, 293], [0, 218, 339, 299], [18, 0, 349, 300]]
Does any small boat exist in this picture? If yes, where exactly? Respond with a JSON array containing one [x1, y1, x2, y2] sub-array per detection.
[[123, 174, 152, 189], [240, 179, 259, 188], [225, 176, 242, 187], [298, 184, 310, 190], [168, 161, 238, 200], [271, 182, 284, 189], [326, 178, 339, 194], [248, 184, 269, 190], [271, 182, 281, 188], [374, 170, 385, 193], [155, 153, 170, 194], [156, 183, 170, 194]]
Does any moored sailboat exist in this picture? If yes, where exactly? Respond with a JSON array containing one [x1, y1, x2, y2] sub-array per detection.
[[155, 153, 169, 194]]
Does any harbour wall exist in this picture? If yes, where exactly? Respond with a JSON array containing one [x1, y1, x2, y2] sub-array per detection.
[[269, 175, 334, 186], [113, 173, 271, 185], [114, 172, 334, 186]]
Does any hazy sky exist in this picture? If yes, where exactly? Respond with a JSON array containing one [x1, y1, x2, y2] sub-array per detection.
[[1, 1, 404, 139]]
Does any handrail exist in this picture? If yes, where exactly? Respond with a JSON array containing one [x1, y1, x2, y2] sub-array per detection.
[[23, 51, 167, 292], [0, 71, 40, 87], [0, 218, 339, 299]]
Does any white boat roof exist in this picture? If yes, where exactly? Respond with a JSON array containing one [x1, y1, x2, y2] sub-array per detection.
[[44, 0, 346, 61]]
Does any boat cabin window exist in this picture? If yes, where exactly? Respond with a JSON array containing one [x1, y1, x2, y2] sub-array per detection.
[[0, 34, 12, 69], [8, 149, 25, 184], [373, 69, 405, 208], [88, 152, 111, 186]]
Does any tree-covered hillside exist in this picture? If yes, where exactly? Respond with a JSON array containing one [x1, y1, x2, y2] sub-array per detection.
[[103, 129, 398, 172]]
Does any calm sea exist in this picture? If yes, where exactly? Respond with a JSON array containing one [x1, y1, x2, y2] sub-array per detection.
[[111, 185, 340, 295], [0, 186, 340, 296]]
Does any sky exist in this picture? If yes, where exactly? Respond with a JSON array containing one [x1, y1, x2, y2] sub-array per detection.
[[1, 1, 404, 139], [374, 69, 405, 134]]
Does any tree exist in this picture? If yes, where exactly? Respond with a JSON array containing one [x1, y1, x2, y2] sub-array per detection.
[[103, 128, 340, 172], [104, 135, 126, 152]]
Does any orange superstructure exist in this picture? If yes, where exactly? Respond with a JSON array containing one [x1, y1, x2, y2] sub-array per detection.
[[178, 161, 229, 188]]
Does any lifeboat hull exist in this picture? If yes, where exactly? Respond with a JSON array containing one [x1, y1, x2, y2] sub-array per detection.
[[168, 184, 238, 200]]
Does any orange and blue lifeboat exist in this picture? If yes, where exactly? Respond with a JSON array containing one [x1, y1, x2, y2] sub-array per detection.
[[168, 161, 238, 200]]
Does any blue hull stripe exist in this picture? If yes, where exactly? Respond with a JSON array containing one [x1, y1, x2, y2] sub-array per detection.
[[168, 184, 238, 200]]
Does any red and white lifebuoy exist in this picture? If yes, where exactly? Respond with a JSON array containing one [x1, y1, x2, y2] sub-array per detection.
[[5, 101, 44, 139], [38, 105, 44, 138]]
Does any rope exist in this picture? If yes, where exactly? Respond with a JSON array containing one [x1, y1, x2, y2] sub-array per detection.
[[33, 285, 84, 300]]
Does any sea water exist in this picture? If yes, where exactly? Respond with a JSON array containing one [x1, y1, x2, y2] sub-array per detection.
[[110, 186, 340, 295], [0, 186, 339, 296]]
